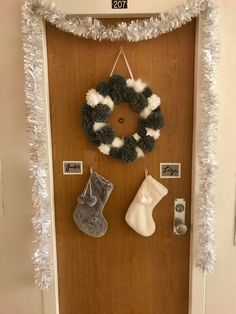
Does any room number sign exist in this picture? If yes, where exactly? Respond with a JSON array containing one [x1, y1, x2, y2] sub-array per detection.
[[112, 0, 128, 9]]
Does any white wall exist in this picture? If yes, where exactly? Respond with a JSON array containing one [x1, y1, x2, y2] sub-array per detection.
[[0, 1, 236, 314], [0, 1, 44, 314], [54, 0, 182, 14]]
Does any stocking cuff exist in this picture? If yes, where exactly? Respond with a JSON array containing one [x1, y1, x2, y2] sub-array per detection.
[[145, 175, 168, 197], [91, 171, 114, 193]]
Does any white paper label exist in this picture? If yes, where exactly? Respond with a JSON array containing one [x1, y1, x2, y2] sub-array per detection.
[[160, 163, 181, 178], [63, 161, 83, 175]]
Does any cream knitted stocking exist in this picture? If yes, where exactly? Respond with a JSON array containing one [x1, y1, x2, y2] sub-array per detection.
[[125, 175, 168, 237]]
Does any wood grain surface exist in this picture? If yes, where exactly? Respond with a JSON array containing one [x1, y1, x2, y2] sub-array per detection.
[[46, 18, 196, 314]]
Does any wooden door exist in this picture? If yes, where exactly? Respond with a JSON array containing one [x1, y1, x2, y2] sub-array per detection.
[[46, 18, 195, 314]]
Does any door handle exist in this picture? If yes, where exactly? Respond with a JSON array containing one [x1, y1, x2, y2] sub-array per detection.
[[173, 198, 187, 235], [175, 218, 187, 235]]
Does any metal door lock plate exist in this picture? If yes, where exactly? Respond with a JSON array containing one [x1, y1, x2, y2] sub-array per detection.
[[173, 198, 187, 235]]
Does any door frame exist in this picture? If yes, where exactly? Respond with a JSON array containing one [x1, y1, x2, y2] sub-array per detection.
[[22, 1, 220, 313]]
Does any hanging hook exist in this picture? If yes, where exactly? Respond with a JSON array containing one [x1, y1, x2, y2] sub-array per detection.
[[110, 46, 134, 80], [145, 168, 148, 177]]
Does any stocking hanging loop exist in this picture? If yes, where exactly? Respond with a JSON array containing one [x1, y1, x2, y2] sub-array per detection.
[[109, 47, 134, 80]]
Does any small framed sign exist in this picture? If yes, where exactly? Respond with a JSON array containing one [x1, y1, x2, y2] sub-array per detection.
[[63, 161, 83, 175], [160, 163, 181, 179], [112, 0, 128, 9]]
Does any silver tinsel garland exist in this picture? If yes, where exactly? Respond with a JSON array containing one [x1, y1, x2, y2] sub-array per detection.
[[197, 0, 220, 272], [22, 0, 219, 288]]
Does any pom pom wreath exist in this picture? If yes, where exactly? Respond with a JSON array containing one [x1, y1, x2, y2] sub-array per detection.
[[138, 136, 156, 153], [82, 75, 164, 163]]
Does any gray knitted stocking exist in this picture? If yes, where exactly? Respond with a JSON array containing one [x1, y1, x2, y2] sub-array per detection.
[[73, 171, 114, 237]]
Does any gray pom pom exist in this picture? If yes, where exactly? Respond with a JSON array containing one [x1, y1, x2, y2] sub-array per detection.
[[96, 82, 110, 96], [138, 136, 155, 153], [129, 93, 148, 112], [145, 112, 165, 130], [91, 104, 111, 122], [143, 87, 153, 98], [124, 135, 137, 149], [110, 147, 121, 160], [120, 146, 137, 163], [96, 126, 115, 144]]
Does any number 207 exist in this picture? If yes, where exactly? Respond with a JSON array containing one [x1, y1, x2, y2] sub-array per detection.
[[112, 0, 127, 9]]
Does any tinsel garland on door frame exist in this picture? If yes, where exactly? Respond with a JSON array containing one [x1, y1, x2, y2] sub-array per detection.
[[21, 0, 220, 289]]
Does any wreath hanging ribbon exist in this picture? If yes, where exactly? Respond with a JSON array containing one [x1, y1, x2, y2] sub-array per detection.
[[82, 47, 165, 163]]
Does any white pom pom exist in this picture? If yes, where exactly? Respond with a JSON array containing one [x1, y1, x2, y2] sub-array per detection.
[[135, 147, 144, 158], [145, 128, 160, 140], [126, 78, 134, 88], [134, 79, 147, 93], [86, 89, 100, 107], [98, 144, 110, 155], [148, 94, 161, 110], [133, 133, 141, 141], [93, 122, 106, 131], [140, 107, 152, 119], [112, 137, 124, 148], [126, 78, 146, 93], [103, 96, 114, 111]]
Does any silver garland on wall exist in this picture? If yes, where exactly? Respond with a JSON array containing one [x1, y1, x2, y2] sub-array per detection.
[[22, 0, 219, 289], [197, 1, 220, 272], [22, 3, 53, 289]]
